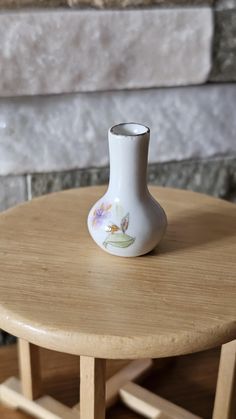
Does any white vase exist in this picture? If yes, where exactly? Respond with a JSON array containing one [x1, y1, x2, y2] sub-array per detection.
[[87, 122, 167, 257]]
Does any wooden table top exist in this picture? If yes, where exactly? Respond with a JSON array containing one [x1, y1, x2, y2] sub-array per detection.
[[0, 186, 235, 359]]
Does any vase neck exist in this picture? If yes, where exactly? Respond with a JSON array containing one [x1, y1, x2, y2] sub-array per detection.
[[107, 126, 150, 199]]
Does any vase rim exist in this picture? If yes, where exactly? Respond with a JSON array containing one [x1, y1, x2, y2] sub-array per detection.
[[110, 122, 150, 137]]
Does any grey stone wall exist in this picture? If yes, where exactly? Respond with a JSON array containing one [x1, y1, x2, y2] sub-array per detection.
[[0, 0, 236, 345], [0, 8, 213, 96], [1, 156, 236, 214], [0, 0, 215, 9], [0, 176, 27, 212], [210, 1, 236, 80], [29, 157, 236, 201], [0, 84, 235, 176], [0, 2, 235, 94]]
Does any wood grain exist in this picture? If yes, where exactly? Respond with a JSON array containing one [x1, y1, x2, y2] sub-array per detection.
[[0, 344, 220, 419], [0, 377, 78, 419], [74, 358, 152, 411], [213, 340, 236, 419], [0, 186, 235, 358], [80, 357, 105, 419], [105, 358, 152, 409], [18, 339, 42, 400], [119, 382, 201, 419]]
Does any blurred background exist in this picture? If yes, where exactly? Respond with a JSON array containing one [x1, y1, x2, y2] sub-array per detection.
[[0, 0, 236, 347]]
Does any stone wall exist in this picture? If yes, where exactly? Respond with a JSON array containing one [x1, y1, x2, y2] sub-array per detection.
[[0, 0, 236, 343], [0, 0, 215, 9]]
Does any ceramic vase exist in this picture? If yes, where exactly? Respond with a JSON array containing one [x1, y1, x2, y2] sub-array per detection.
[[87, 122, 167, 257]]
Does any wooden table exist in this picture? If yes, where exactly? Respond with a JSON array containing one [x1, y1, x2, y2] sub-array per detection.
[[0, 186, 235, 419]]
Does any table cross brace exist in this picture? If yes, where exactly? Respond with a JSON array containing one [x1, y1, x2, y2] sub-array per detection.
[[0, 339, 235, 419]]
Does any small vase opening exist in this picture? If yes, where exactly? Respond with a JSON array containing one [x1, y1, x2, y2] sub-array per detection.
[[110, 122, 150, 137]]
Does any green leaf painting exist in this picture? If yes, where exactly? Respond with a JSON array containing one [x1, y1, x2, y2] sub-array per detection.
[[103, 233, 135, 249]]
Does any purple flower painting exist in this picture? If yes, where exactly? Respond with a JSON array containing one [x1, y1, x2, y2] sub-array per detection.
[[92, 202, 112, 228]]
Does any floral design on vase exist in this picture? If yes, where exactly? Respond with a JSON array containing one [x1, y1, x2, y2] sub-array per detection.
[[92, 202, 112, 228], [104, 212, 135, 249], [91, 202, 135, 249]]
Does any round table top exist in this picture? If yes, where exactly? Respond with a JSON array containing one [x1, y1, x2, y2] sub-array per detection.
[[0, 186, 235, 359]]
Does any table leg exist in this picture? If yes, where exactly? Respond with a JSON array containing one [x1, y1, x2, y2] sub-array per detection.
[[213, 340, 236, 419], [18, 339, 42, 400], [80, 356, 106, 419]]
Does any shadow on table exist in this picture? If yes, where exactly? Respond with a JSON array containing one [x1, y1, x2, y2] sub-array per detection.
[[148, 207, 236, 256]]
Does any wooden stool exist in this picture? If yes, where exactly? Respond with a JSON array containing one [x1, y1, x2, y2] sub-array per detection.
[[0, 186, 235, 419]]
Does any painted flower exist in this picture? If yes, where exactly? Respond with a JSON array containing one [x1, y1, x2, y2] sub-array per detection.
[[103, 212, 135, 249], [105, 224, 120, 233], [92, 203, 112, 228]]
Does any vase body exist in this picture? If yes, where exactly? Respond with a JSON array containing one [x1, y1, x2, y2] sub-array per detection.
[[87, 123, 167, 257]]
